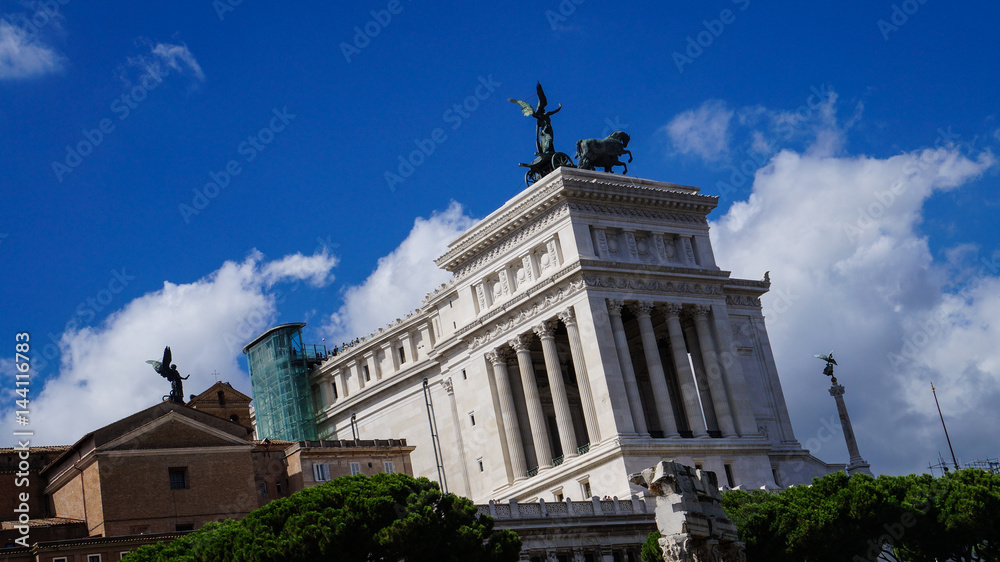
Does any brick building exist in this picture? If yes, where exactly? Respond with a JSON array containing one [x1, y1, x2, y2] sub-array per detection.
[[1, 386, 414, 561]]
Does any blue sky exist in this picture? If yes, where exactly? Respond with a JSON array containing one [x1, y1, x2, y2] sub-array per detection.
[[2, 0, 998, 477]]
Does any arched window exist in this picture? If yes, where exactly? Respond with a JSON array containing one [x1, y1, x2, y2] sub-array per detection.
[[217, 391, 226, 406]]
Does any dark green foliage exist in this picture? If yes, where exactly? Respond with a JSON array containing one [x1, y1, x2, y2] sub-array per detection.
[[641, 530, 662, 562], [123, 473, 521, 562], [721, 468, 1000, 562]]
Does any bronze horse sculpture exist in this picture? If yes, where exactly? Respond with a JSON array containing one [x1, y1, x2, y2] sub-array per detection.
[[575, 130, 632, 174]]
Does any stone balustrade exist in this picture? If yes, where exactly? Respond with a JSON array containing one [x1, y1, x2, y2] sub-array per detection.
[[478, 495, 651, 520]]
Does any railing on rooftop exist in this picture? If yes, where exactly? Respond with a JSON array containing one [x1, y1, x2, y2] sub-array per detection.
[[477, 496, 651, 520]]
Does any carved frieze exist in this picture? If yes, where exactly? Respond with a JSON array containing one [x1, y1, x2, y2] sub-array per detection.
[[566, 202, 708, 226], [583, 276, 724, 296], [624, 231, 639, 259], [682, 237, 696, 265], [594, 228, 610, 257], [452, 202, 570, 280], [466, 279, 586, 351], [726, 295, 762, 308]]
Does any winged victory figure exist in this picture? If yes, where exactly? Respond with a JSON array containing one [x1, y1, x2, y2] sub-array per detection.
[[814, 350, 837, 378], [509, 82, 562, 156], [146, 346, 189, 404]]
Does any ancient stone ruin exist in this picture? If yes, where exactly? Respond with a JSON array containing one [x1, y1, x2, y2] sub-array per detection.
[[630, 461, 746, 562]]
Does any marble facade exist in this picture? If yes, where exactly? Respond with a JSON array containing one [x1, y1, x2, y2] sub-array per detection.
[[310, 167, 840, 503]]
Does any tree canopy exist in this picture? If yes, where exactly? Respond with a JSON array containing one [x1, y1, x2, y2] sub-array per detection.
[[123, 473, 521, 562], [721, 468, 1000, 562]]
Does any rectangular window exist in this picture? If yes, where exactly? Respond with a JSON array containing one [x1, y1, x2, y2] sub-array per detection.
[[276, 481, 282, 494], [383, 461, 395, 474], [581, 480, 592, 499], [88, 556, 102, 562], [120, 553, 132, 560], [553, 491, 564, 502], [313, 462, 331, 482], [398, 347, 406, 364], [362, 365, 371, 381], [350, 461, 362, 476], [260, 481, 268, 495], [176, 523, 194, 532], [168, 467, 187, 490], [724, 463, 736, 488]]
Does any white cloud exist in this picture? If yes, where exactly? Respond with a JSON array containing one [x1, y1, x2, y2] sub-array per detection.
[[151, 42, 205, 82], [0, 250, 337, 445], [0, 19, 62, 79], [122, 41, 205, 86], [259, 250, 338, 288], [323, 202, 478, 344], [710, 107, 998, 475], [663, 100, 733, 161]]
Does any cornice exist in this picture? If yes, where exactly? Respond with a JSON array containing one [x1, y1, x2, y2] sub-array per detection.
[[579, 259, 731, 278]]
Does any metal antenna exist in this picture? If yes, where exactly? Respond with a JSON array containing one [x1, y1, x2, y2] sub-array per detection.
[[931, 382, 960, 471]]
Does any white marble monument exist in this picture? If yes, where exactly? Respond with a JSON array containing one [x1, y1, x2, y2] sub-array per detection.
[[308, 167, 841, 503]]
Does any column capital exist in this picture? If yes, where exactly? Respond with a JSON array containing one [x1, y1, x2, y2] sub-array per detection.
[[692, 304, 712, 317], [533, 319, 559, 339], [629, 300, 655, 317], [557, 306, 577, 327], [829, 383, 845, 397], [508, 334, 533, 352], [606, 298, 625, 315], [486, 348, 512, 365], [442, 377, 454, 395], [661, 301, 684, 318]]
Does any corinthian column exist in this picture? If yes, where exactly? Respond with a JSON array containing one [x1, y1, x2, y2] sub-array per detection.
[[509, 334, 553, 470], [486, 348, 527, 481], [630, 301, 679, 437], [534, 320, 578, 458], [692, 305, 737, 437], [559, 307, 600, 445], [607, 298, 647, 435], [662, 303, 708, 437]]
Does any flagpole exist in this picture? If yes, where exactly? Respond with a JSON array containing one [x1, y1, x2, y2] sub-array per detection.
[[931, 382, 959, 471]]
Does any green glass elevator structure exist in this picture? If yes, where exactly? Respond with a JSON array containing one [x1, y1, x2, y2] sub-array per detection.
[[243, 323, 318, 441]]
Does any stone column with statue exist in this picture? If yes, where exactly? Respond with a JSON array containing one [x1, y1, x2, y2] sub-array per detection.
[[815, 351, 872, 476]]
